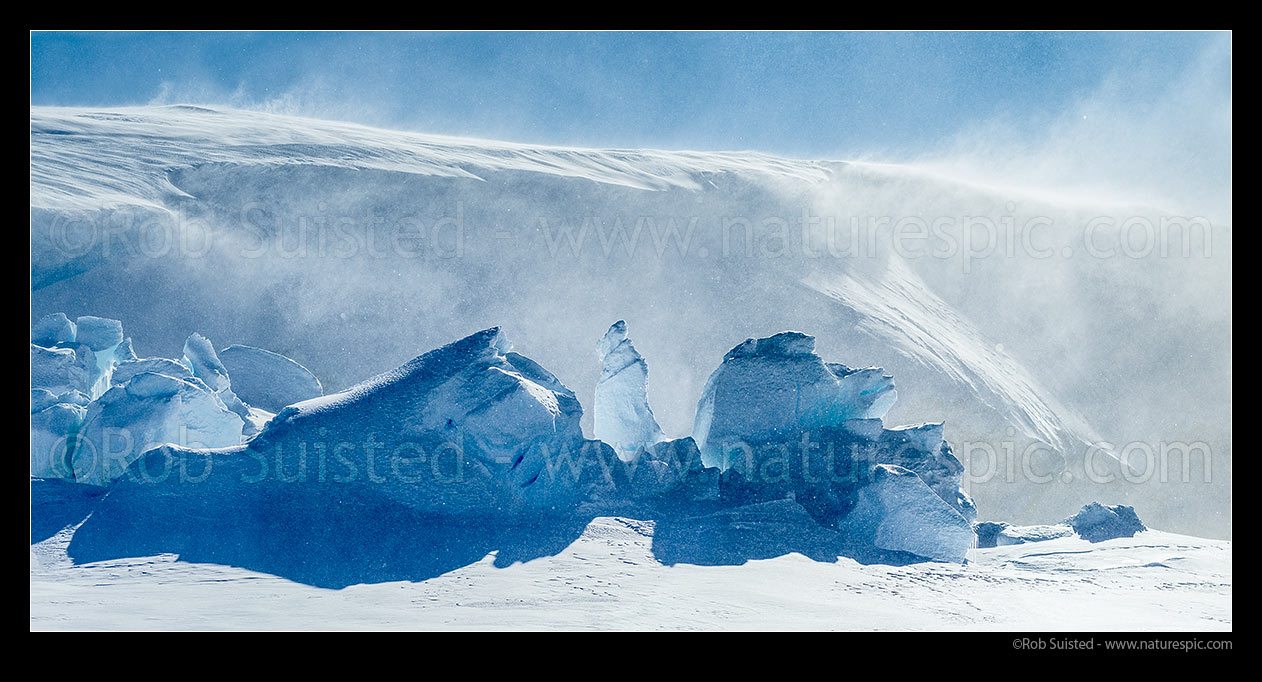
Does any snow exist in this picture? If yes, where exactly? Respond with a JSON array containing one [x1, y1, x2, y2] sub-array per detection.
[[996, 524, 1074, 545], [242, 406, 275, 434], [29, 106, 833, 216], [693, 331, 896, 471], [29, 516, 1231, 630], [594, 320, 665, 460], [806, 241, 1102, 457], [218, 344, 323, 413]]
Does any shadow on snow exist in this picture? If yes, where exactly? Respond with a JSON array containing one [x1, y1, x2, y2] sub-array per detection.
[[39, 481, 925, 590]]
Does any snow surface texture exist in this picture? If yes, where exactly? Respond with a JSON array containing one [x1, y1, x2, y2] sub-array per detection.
[[30, 517, 1231, 630], [29, 106, 1231, 536], [974, 521, 1075, 548], [594, 320, 665, 460]]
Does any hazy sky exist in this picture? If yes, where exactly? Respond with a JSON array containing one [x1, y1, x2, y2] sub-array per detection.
[[29, 31, 1228, 158]]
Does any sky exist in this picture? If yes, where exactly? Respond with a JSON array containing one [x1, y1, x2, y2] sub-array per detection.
[[29, 31, 1230, 160]]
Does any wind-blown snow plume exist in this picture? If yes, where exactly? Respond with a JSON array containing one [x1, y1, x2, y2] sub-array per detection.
[[805, 255, 1100, 454]]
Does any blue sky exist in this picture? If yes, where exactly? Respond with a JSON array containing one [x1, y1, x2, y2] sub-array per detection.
[[30, 31, 1228, 159]]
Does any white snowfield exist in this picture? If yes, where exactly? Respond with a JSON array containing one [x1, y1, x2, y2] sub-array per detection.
[[30, 522, 1230, 631], [29, 105, 833, 211]]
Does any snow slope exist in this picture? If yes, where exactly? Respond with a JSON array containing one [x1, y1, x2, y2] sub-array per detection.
[[29, 105, 1231, 537], [30, 518, 1230, 631]]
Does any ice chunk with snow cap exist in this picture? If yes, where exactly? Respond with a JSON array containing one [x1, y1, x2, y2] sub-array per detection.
[[182, 333, 231, 392], [33, 317, 128, 400], [693, 331, 896, 470], [31, 313, 76, 347], [181, 333, 255, 431], [974, 521, 1075, 547], [31, 388, 89, 413], [31, 344, 89, 396], [594, 320, 665, 460], [72, 371, 244, 486], [31, 402, 86, 479], [229, 327, 598, 513], [74, 316, 123, 352], [111, 357, 194, 386], [877, 422, 975, 523], [113, 338, 137, 364], [998, 524, 1074, 545], [31, 388, 60, 414], [1066, 502, 1146, 542], [837, 464, 975, 563], [973, 521, 1009, 548]]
